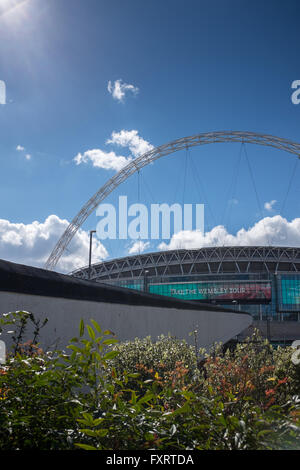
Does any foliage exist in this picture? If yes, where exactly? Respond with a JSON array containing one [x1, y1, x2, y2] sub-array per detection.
[[0, 310, 48, 355], [0, 313, 117, 450], [0, 312, 299, 450], [107, 334, 200, 391], [202, 332, 294, 410]]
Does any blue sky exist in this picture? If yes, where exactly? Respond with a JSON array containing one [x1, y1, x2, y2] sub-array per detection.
[[0, 0, 300, 272]]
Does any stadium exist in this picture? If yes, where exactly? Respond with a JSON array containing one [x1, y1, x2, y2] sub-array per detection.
[[44, 131, 300, 345], [71, 245, 300, 345]]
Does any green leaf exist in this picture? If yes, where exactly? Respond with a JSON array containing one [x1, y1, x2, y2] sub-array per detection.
[[138, 392, 155, 404], [218, 414, 227, 427], [90, 319, 102, 333], [93, 418, 105, 426], [168, 401, 191, 417], [104, 329, 115, 336], [75, 443, 97, 451], [79, 319, 85, 337], [80, 412, 95, 426], [103, 351, 119, 360], [102, 339, 119, 345], [67, 344, 81, 353], [87, 325, 96, 341], [94, 429, 109, 438], [80, 428, 108, 438], [94, 352, 102, 362], [130, 391, 137, 404], [127, 373, 140, 378]]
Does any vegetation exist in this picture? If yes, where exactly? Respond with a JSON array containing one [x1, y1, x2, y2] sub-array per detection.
[[0, 311, 300, 450]]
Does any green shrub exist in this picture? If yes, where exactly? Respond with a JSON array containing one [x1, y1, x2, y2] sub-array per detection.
[[0, 313, 118, 450], [0, 312, 299, 450], [108, 334, 200, 388]]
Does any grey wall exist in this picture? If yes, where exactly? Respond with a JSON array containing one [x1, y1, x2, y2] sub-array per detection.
[[0, 259, 252, 352], [0, 291, 252, 352]]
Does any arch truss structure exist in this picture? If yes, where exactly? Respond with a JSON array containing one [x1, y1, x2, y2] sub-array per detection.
[[45, 131, 300, 270]]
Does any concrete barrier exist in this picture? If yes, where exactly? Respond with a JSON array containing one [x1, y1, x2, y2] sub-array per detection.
[[0, 259, 252, 351]]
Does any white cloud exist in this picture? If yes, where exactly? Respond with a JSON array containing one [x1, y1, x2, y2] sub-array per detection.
[[107, 79, 139, 102], [107, 130, 154, 158], [128, 241, 150, 255], [74, 149, 132, 172], [158, 216, 300, 251], [74, 130, 153, 171], [264, 200, 277, 212], [0, 215, 108, 273], [16, 145, 31, 160]]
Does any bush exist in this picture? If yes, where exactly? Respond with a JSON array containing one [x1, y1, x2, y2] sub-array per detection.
[[107, 334, 200, 391], [202, 332, 295, 409], [0, 312, 118, 450], [0, 312, 299, 450]]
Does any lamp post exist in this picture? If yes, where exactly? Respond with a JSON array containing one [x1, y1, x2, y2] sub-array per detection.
[[88, 230, 96, 280], [144, 270, 149, 293]]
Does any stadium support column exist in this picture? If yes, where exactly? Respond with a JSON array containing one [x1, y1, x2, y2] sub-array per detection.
[[274, 272, 280, 321]]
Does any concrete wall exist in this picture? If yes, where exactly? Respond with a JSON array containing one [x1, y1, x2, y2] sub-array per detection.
[[0, 291, 252, 351], [0, 259, 252, 351]]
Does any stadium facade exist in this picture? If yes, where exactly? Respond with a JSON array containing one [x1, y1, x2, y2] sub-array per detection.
[[71, 246, 300, 344]]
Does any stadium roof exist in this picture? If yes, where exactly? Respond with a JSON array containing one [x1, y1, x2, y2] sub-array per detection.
[[71, 246, 300, 281]]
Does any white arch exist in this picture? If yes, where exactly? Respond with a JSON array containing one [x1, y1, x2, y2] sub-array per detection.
[[45, 131, 300, 270]]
